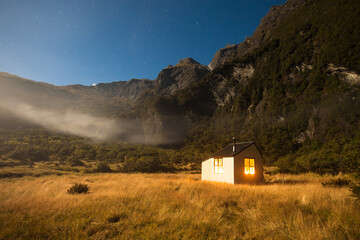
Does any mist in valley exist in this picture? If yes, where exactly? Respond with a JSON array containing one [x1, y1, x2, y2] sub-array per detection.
[[0, 74, 146, 143]]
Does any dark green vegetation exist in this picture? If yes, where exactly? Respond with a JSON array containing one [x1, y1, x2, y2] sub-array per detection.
[[350, 184, 360, 199], [67, 183, 90, 194], [0, 129, 199, 174], [321, 178, 351, 188]]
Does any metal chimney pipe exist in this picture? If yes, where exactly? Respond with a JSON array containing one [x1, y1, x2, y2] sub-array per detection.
[[233, 137, 236, 152]]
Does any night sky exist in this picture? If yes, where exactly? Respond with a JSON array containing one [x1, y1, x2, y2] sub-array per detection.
[[0, 0, 286, 86]]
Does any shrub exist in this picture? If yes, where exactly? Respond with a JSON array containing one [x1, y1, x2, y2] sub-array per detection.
[[0, 172, 24, 178], [122, 156, 166, 173], [67, 183, 89, 194], [95, 162, 112, 173], [107, 213, 128, 223], [349, 184, 360, 199], [68, 158, 85, 167], [321, 178, 351, 187]]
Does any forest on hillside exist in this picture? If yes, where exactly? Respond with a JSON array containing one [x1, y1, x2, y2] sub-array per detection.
[[0, 128, 359, 176]]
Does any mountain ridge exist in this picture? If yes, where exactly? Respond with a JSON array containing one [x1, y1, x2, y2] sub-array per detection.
[[209, 0, 306, 69]]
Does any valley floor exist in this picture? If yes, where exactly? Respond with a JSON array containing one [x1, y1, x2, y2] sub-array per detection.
[[0, 172, 359, 239]]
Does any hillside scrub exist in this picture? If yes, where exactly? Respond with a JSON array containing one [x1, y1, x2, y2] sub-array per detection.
[[2, 127, 359, 175], [0, 129, 184, 172], [0, 173, 358, 239]]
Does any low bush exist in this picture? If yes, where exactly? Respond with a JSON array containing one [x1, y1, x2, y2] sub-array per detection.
[[95, 162, 112, 173], [321, 178, 351, 187], [0, 172, 24, 178], [349, 184, 360, 199], [69, 159, 85, 167], [107, 213, 128, 223], [67, 183, 89, 194]]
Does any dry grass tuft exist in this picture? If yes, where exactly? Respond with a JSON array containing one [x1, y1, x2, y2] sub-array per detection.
[[0, 173, 359, 239]]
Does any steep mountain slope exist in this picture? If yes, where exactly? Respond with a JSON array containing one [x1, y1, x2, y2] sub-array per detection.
[[0, 72, 128, 113], [130, 58, 210, 144], [146, 0, 360, 173], [0, 72, 146, 142]]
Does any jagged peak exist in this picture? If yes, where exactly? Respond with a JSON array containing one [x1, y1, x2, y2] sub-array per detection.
[[128, 78, 152, 83], [177, 57, 200, 66], [224, 44, 237, 49]]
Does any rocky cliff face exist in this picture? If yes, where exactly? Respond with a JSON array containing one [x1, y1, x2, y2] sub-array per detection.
[[208, 44, 238, 70], [94, 79, 153, 101], [153, 58, 210, 95], [138, 58, 210, 144], [209, 0, 306, 69]]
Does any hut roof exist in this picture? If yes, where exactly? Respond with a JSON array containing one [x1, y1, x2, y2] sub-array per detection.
[[211, 142, 254, 157]]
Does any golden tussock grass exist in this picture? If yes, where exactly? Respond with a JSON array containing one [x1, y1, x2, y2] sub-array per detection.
[[0, 173, 359, 239]]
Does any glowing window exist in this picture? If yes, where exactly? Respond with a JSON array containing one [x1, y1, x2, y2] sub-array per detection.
[[244, 158, 255, 175], [214, 158, 223, 174]]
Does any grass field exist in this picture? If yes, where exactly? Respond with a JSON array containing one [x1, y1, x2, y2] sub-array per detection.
[[0, 171, 359, 239]]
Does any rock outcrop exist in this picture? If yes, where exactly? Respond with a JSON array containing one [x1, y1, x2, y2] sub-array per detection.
[[208, 44, 238, 70], [153, 57, 210, 95], [327, 64, 360, 86]]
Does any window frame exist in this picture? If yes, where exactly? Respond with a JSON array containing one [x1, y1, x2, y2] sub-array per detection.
[[214, 158, 223, 174], [244, 157, 255, 175]]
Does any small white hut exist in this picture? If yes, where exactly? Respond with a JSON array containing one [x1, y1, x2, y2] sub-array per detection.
[[201, 140, 264, 184]]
